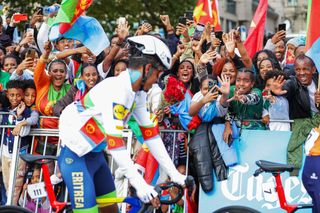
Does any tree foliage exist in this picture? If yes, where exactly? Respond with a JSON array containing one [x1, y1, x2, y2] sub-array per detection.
[[3, 0, 196, 33]]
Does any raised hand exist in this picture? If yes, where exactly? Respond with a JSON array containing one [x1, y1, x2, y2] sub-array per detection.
[[270, 75, 287, 96], [201, 88, 219, 104], [16, 101, 26, 117], [199, 49, 217, 65], [176, 43, 186, 56], [116, 21, 130, 42], [227, 89, 247, 103], [222, 32, 236, 57], [217, 75, 230, 96], [271, 30, 286, 44], [141, 23, 152, 34], [43, 41, 52, 54], [176, 23, 189, 40], [16, 57, 34, 74], [160, 15, 171, 27]]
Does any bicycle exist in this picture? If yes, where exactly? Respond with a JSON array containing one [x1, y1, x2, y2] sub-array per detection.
[[253, 160, 313, 213], [0, 154, 185, 213]]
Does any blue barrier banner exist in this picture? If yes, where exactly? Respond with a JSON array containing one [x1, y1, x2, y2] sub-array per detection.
[[199, 130, 312, 213]]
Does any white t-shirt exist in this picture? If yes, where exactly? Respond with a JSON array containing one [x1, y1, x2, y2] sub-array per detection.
[[308, 81, 319, 113]]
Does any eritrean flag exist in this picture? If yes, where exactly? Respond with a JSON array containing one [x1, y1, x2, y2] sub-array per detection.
[[51, 0, 93, 34], [306, 0, 320, 72]]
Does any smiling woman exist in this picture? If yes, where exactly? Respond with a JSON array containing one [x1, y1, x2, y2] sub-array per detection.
[[34, 41, 71, 150]]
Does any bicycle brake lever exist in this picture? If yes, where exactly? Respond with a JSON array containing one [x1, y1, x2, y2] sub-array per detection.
[[253, 168, 263, 177]]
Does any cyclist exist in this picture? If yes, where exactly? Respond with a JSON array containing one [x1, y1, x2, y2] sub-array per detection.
[[57, 35, 187, 213]]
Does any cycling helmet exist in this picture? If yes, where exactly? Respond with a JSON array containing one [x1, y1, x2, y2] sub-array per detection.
[[127, 35, 172, 69]]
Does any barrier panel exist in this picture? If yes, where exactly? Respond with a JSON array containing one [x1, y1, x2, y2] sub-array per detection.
[[199, 130, 312, 213], [0, 114, 189, 213]]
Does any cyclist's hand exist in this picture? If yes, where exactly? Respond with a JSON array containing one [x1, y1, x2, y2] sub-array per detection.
[[136, 184, 159, 204], [170, 173, 186, 186]]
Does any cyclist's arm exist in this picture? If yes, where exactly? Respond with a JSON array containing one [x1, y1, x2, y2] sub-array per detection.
[[132, 92, 186, 186], [100, 101, 158, 203]]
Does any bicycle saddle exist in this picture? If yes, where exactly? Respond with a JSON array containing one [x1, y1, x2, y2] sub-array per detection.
[[255, 160, 294, 173], [20, 154, 57, 164]]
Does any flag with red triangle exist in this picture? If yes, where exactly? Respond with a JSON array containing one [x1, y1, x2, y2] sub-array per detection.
[[193, 0, 220, 26], [244, 0, 268, 58]]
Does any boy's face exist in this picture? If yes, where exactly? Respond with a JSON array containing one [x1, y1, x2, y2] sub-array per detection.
[[24, 88, 36, 107], [6, 88, 24, 109]]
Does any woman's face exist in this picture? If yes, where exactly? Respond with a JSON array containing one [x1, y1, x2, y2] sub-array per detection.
[[114, 61, 127, 77], [81, 66, 98, 89], [177, 61, 193, 83], [0, 49, 5, 65], [49, 62, 67, 89], [256, 52, 268, 67], [81, 53, 96, 64], [259, 60, 273, 80], [221, 62, 237, 84], [3, 57, 17, 74], [235, 72, 254, 95], [24, 88, 36, 107]]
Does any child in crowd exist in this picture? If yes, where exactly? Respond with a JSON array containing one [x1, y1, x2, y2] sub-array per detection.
[[262, 71, 290, 131], [1, 80, 32, 205], [12, 80, 39, 135], [2, 55, 19, 74], [224, 68, 264, 143], [18, 165, 50, 213]]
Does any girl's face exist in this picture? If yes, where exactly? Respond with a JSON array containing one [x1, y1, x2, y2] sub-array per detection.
[[3, 57, 17, 74], [49, 62, 67, 89], [178, 61, 193, 83], [81, 66, 98, 89], [256, 52, 268, 66], [221, 62, 237, 84], [31, 169, 40, 184], [114, 61, 127, 77], [259, 60, 273, 80], [24, 88, 36, 107], [235, 72, 254, 95], [200, 79, 210, 96], [264, 78, 275, 92]]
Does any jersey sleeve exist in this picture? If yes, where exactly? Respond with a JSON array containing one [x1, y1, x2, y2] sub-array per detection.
[[132, 92, 160, 141]]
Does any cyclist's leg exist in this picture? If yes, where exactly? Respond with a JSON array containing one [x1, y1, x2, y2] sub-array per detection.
[[88, 151, 118, 213], [58, 146, 99, 213], [302, 156, 320, 213]]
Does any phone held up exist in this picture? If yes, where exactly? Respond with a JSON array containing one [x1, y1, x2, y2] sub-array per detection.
[[185, 11, 193, 21], [193, 23, 205, 41], [208, 79, 218, 93], [179, 16, 187, 26], [278, 23, 286, 32], [215, 31, 224, 46]]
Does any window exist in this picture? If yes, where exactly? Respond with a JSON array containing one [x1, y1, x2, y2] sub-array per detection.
[[226, 19, 237, 32], [288, 0, 298, 6], [226, 0, 236, 14]]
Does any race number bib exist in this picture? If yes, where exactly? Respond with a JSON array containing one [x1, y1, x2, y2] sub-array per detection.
[[27, 182, 47, 199], [305, 128, 320, 155], [262, 181, 277, 202]]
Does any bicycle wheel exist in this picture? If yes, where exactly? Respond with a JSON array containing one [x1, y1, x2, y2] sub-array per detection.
[[0, 206, 33, 213], [213, 205, 261, 213]]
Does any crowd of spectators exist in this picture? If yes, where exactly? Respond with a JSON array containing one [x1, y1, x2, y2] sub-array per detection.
[[0, 5, 318, 212]]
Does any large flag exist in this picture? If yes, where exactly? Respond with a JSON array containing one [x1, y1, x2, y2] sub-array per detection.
[[306, 0, 320, 72], [211, 0, 221, 30], [244, 0, 268, 58], [51, 0, 93, 34], [194, 0, 215, 25], [49, 16, 109, 56]]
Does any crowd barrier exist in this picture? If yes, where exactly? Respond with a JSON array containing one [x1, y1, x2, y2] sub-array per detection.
[[0, 113, 190, 213]]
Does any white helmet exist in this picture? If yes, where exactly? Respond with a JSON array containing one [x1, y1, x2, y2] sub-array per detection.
[[127, 35, 172, 69]]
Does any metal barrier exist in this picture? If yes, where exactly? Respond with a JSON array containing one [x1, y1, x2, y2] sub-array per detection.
[[0, 113, 190, 213]]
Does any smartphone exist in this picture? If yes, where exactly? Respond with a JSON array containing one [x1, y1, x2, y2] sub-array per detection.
[[13, 14, 28, 22], [26, 49, 37, 60], [179, 16, 187, 25], [208, 79, 218, 93], [215, 31, 224, 46], [278, 23, 286, 32], [117, 17, 126, 25], [185, 11, 193, 21], [193, 23, 205, 41], [26, 28, 34, 37]]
